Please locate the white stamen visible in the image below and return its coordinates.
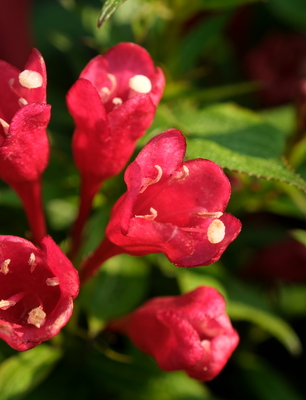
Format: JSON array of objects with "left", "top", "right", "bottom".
[
  {"left": 27, "top": 307, "right": 46, "bottom": 328},
  {"left": 18, "top": 97, "right": 28, "bottom": 107},
  {"left": 129, "top": 75, "right": 152, "bottom": 94},
  {"left": 0, "top": 300, "right": 16, "bottom": 310},
  {"left": 0, "top": 259, "right": 10, "bottom": 275},
  {"left": 169, "top": 165, "right": 189, "bottom": 183},
  {"left": 28, "top": 253, "right": 37, "bottom": 272},
  {"left": 107, "top": 73, "right": 117, "bottom": 90},
  {"left": 140, "top": 165, "right": 163, "bottom": 193},
  {"left": 135, "top": 207, "right": 158, "bottom": 221},
  {"left": 19, "top": 70, "right": 43, "bottom": 89},
  {"left": 207, "top": 219, "right": 225, "bottom": 244},
  {"left": 192, "top": 211, "right": 223, "bottom": 219},
  {"left": 0, "top": 118, "right": 10, "bottom": 135},
  {"left": 201, "top": 339, "right": 211, "bottom": 351},
  {"left": 46, "top": 277, "right": 60, "bottom": 287},
  {"left": 112, "top": 97, "right": 122, "bottom": 106}
]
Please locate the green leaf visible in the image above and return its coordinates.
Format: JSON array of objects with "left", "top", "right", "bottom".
[
  {"left": 163, "top": 103, "right": 306, "bottom": 191},
  {"left": 228, "top": 301, "right": 302, "bottom": 355},
  {"left": 0, "top": 345, "right": 62, "bottom": 400},
  {"left": 88, "top": 349, "right": 215, "bottom": 400},
  {"left": 267, "top": 0, "right": 306, "bottom": 31},
  {"left": 98, "top": 0, "right": 127, "bottom": 27},
  {"left": 237, "top": 353, "right": 305, "bottom": 400},
  {"left": 199, "top": 0, "right": 260, "bottom": 8},
  {"left": 80, "top": 254, "right": 149, "bottom": 322}
]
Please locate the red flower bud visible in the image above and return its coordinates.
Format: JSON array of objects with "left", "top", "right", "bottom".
[
  {"left": 106, "top": 129, "right": 241, "bottom": 268},
  {"left": 0, "top": 48, "right": 50, "bottom": 243},
  {"left": 0, "top": 235, "right": 79, "bottom": 351},
  {"left": 119, "top": 286, "right": 239, "bottom": 381}
]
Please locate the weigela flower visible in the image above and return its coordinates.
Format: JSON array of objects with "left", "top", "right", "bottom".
[
  {"left": 67, "top": 42, "right": 165, "bottom": 183},
  {"left": 0, "top": 48, "right": 50, "bottom": 183},
  {"left": 106, "top": 129, "right": 241, "bottom": 268},
  {"left": 116, "top": 286, "right": 239, "bottom": 381},
  {"left": 0, "top": 48, "right": 50, "bottom": 243},
  {"left": 0, "top": 235, "right": 79, "bottom": 351}
]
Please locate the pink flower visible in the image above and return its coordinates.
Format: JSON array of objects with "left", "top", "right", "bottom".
[
  {"left": 0, "top": 235, "right": 79, "bottom": 351},
  {"left": 106, "top": 129, "right": 241, "bottom": 268},
  {"left": 0, "top": 48, "right": 50, "bottom": 243},
  {"left": 66, "top": 42, "right": 165, "bottom": 257},
  {"left": 111, "top": 286, "right": 239, "bottom": 381}
]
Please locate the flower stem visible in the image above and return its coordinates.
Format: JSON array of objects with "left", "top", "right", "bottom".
[
  {"left": 69, "top": 176, "right": 102, "bottom": 260},
  {"left": 12, "top": 179, "right": 46, "bottom": 244},
  {"left": 79, "top": 237, "right": 122, "bottom": 284}
]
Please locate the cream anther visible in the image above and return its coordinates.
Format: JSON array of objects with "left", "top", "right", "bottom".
[
  {"left": 107, "top": 73, "right": 117, "bottom": 89},
  {"left": 46, "top": 277, "right": 60, "bottom": 287},
  {"left": 0, "top": 259, "right": 10, "bottom": 275},
  {"left": 18, "top": 97, "right": 28, "bottom": 107},
  {"left": 169, "top": 165, "right": 189, "bottom": 183},
  {"left": 27, "top": 307, "right": 46, "bottom": 328},
  {"left": 0, "top": 118, "right": 10, "bottom": 135},
  {"left": 140, "top": 165, "right": 163, "bottom": 193},
  {"left": 129, "top": 75, "right": 152, "bottom": 94},
  {"left": 135, "top": 207, "right": 158, "bottom": 221},
  {"left": 193, "top": 211, "right": 223, "bottom": 219},
  {"left": 201, "top": 339, "right": 211, "bottom": 350},
  {"left": 112, "top": 97, "right": 123, "bottom": 106},
  {"left": 28, "top": 253, "right": 37, "bottom": 272},
  {"left": 0, "top": 300, "right": 16, "bottom": 310},
  {"left": 207, "top": 219, "right": 225, "bottom": 244},
  {"left": 19, "top": 70, "right": 43, "bottom": 89}
]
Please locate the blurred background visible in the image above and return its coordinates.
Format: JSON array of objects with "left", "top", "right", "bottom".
[{"left": 1, "top": 0, "right": 306, "bottom": 399}]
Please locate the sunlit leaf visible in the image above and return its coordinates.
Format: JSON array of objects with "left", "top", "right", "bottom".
[
  {"left": 0, "top": 345, "right": 62, "bottom": 400},
  {"left": 98, "top": 0, "right": 127, "bottom": 27}
]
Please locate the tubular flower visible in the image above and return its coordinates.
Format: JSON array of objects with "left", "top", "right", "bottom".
[
  {"left": 0, "top": 48, "right": 50, "bottom": 243},
  {"left": 67, "top": 42, "right": 165, "bottom": 183},
  {"left": 105, "top": 129, "right": 241, "bottom": 268},
  {"left": 66, "top": 42, "right": 165, "bottom": 257},
  {"left": 113, "top": 286, "right": 239, "bottom": 381},
  {"left": 0, "top": 235, "right": 79, "bottom": 351}
]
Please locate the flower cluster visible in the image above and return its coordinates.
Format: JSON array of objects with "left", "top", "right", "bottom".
[{"left": 0, "top": 43, "right": 241, "bottom": 382}]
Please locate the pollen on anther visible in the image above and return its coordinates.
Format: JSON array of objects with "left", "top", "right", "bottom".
[
  {"left": 46, "top": 277, "right": 60, "bottom": 287},
  {"left": 27, "top": 307, "right": 46, "bottom": 328},
  {"left": 135, "top": 207, "right": 158, "bottom": 220},
  {"left": 0, "top": 259, "right": 10, "bottom": 275},
  {"left": 0, "top": 300, "right": 16, "bottom": 310},
  {"left": 28, "top": 253, "right": 37, "bottom": 272},
  {"left": 129, "top": 75, "right": 152, "bottom": 94},
  {"left": 140, "top": 165, "right": 163, "bottom": 193},
  {"left": 19, "top": 70, "right": 43, "bottom": 89},
  {"left": 112, "top": 97, "right": 122, "bottom": 106},
  {"left": 207, "top": 219, "right": 225, "bottom": 244},
  {"left": 18, "top": 97, "right": 28, "bottom": 107},
  {"left": 0, "top": 118, "right": 10, "bottom": 135}
]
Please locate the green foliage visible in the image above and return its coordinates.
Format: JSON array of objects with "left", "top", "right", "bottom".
[
  {"left": 0, "top": 345, "right": 61, "bottom": 400},
  {"left": 98, "top": 0, "right": 127, "bottom": 27}
]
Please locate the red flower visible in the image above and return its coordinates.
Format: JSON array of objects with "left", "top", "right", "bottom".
[
  {"left": 0, "top": 48, "right": 50, "bottom": 243},
  {"left": 106, "top": 129, "right": 241, "bottom": 267},
  {"left": 111, "top": 287, "right": 239, "bottom": 381},
  {"left": 67, "top": 42, "right": 164, "bottom": 183},
  {"left": 0, "top": 235, "right": 79, "bottom": 351},
  {"left": 66, "top": 42, "right": 165, "bottom": 257}
]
